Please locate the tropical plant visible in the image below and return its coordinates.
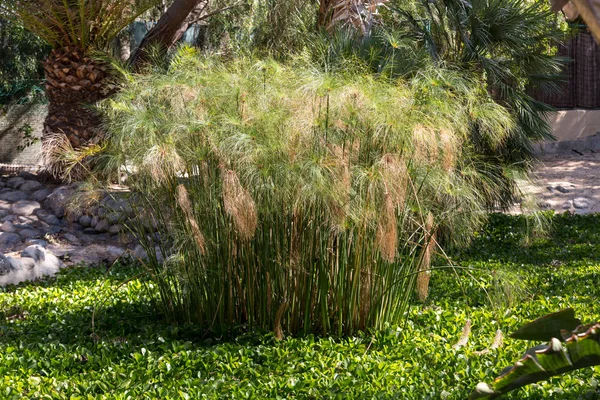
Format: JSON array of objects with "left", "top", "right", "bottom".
[
  {"left": 318, "top": 0, "right": 389, "bottom": 34},
  {"left": 390, "top": 0, "right": 566, "bottom": 205},
  {"left": 470, "top": 308, "right": 600, "bottom": 399},
  {"left": 0, "top": 0, "right": 160, "bottom": 148},
  {"left": 98, "top": 46, "right": 516, "bottom": 335}
]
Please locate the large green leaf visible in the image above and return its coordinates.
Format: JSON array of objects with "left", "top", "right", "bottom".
[
  {"left": 509, "top": 308, "right": 581, "bottom": 342},
  {"left": 470, "top": 315, "right": 600, "bottom": 400}
]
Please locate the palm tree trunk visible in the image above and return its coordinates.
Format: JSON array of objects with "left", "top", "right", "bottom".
[
  {"left": 129, "top": 0, "right": 208, "bottom": 69},
  {"left": 43, "top": 46, "right": 116, "bottom": 148}
]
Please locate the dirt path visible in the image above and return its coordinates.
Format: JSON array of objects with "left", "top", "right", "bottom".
[{"left": 524, "top": 153, "right": 600, "bottom": 214}]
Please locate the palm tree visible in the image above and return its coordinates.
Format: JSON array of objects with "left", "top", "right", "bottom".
[
  {"left": 318, "top": 0, "right": 389, "bottom": 35},
  {"left": 0, "top": 0, "right": 159, "bottom": 148}
]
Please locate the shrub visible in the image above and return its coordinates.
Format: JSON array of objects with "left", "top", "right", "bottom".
[{"left": 100, "top": 47, "right": 515, "bottom": 335}]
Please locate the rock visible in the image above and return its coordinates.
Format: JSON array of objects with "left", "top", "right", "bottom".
[
  {"left": 1, "top": 215, "right": 16, "bottom": 223},
  {"left": 31, "top": 188, "right": 51, "bottom": 202},
  {"left": 0, "top": 254, "right": 18, "bottom": 275},
  {"left": 562, "top": 200, "right": 573, "bottom": 209},
  {"left": 45, "top": 225, "right": 62, "bottom": 235},
  {"left": 0, "top": 210, "right": 7, "bottom": 219},
  {"left": 91, "top": 216, "right": 99, "bottom": 228},
  {"left": 109, "top": 224, "right": 123, "bottom": 235},
  {"left": 19, "top": 228, "right": 41, "bottom": 239},
  {"left": 95, "top": 219, "right": 110, "bottom": 233},
  {"left": 36, "top": 210, "right": 61, "bottom": 226},
  {"left": 26, "top": 239, "right": 48, "bottom": 247},
  {"left": 0, "top": 191, "right": 29, "bottom": 202},
  {"left": 0, "top": 181, "right": 5, "bottom": 188},
  {"left": 132, "top": 244, "right": 166, "bottom": 263},
  {"left": 63, "top": 233, "right": 82, "bottom": 245},
  {"left": 546, "top": 185, "right": 554, "bottom": 193},
  {"left": 1, "top": 221, "right": 16, "bottom": 233},
  {"left": 7, "top": 177, "right": 25, "bottom": 189},
  {"left": 79, "top": 215, "right": 92, "bottom": 227},
  {"left": 18, "top": 215, "right": 38, "bottom": 224},
  {"left": 539, "top": 201, "right": 553, "bottom": 209},
  {"left": 18, "top": 171, "right": 38, "bottom": 180},
  {"left": 97, "top": 207, "right": 107, "bottom": 218},
  {"left": 573, "top": 197, "right": 591, "bottom": 209},
  {"left": 19, "top": 180, "right": 42, "bottom": 191},
  {"left": 556, "top": 185, "right": 571, "bottom": 194},
  {"left": 107, "top": 246, "right": 126, "bottom": 259},
  {"left": 0, "top": 232, "right": 21, "bottom": 246},
  {"left": 102, "top": 197, "right": 133, "bottom": 215},
  {"left": 11, "top": 200, "right": 41, "bottom": 216},
  {"left": 21, "top": 245, "right": 46, "bottom": 262},
  {"left": 0, "top": 200, "right": 10, "bottom": 210},
  {"left": 83, "top": 227, "right": 102, "bottom": 235},
  {"left": 44, "top": 186, "right": 73, "bottom": 218}
]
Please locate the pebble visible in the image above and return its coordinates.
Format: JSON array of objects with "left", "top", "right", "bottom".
[
  {"left": 573, "top": 197, "right": 591, "bottom": 209},
  {"left": 36, "top": 211, "right": 60, "bottom": 226},
  {"left": 19, "top": 229, "right": 41, "bottom": 239},
  {"left": 95, "top": 219, "right": 110, "bottom": 233},
  {"left": 0, "top": 191, "right": 29, "bottom": 202},
  {"left": 31, "top": 188, "right": 51, "bottom": 202},
  {"left": 0, "top": 232, "right": 21, "bottom": 246},
  {"left": 63, "top": 233, "right": 82, "bottom": 245},
  {"left": 7, "top": 177, "right": 25, "bottom": 189},
  {"left": 556, "top": 185, "right": 572, "bottom": 194},
  {"left": 562, "top": 200, "right": 572, "bottom": 209},
  {"left": 26, "top": 239, "right": 48, "bottom": 247},
  {"left": 0, "top": 221, "right": 16, "bottom": 233},
  {"left": 79, "top": 215, "right": 92, "bottom": 227},
  {"left": 19, "top": 180, "right": 42, "bottom": 191},
  {"left": 11, "top": 200, "right": 41, "bottom": 217},
  {"left": 109, "top": 224, "right": 123, "bottom": 235}
]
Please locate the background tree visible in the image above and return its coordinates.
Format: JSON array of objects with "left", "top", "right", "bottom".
[{"left": 0, "top": 0, "right": 160, "bottom": 149}]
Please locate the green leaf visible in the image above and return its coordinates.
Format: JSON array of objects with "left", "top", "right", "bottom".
[{"left": 509, "top": 308, "right": 581, "bottom": 342}]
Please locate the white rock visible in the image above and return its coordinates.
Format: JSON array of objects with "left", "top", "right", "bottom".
[{"left": 573, "top": 197, "right": 591, "bottom": 209}]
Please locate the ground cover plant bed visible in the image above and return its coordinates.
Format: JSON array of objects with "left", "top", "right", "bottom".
[{"left": 0, "top": 213, "right": 599, "bottom": 399}]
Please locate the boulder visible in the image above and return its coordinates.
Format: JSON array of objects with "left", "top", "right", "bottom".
[{"left": 44, "top": 186, "right": 74, "bottom": 218}]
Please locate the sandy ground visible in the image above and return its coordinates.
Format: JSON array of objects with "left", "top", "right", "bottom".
[{"left": 522, "top": 153, "right": 600, "bottom": 214}]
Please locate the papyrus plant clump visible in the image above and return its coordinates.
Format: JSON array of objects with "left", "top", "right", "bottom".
[{"left": 101, "top": 47, "right": 516, "bottom": 335}]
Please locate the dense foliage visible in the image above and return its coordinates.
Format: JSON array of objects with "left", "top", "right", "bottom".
[
  {"left": 1, "top": 213, "right": 599, "bottom": 398},
  {"left": 0, "top": 19, "right": 49, "bottom": 104},
  {"left": 390, "top": 0, "right": 566, "bottom": 199}
]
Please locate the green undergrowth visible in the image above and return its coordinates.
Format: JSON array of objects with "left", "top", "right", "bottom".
[{"left": 1, "top": 213, "right": 599, "bottom": 399}]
